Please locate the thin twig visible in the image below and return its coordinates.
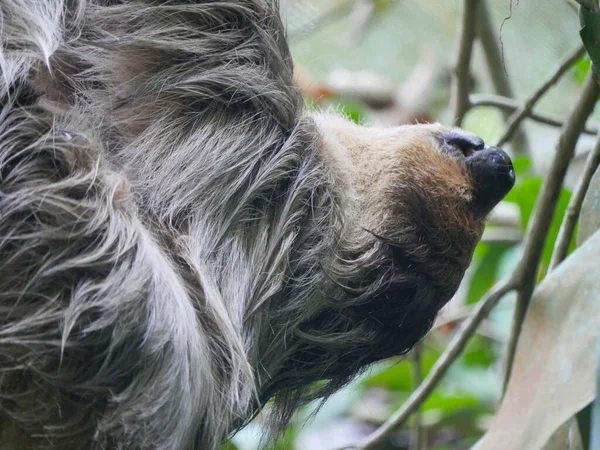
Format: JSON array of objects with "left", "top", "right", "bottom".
[
  {"left": 497, "top": 45, "right": 586, "bottom": 146},
  {"left": 503, "top": 73, "right": 600, "bottom": 391},
  {"left": 469, "top": 94, "right": 599, "bottom": 136},
  {"left": 476, "top": 0, "right": 530, "bottom": 155},
  {"left": 573, "top": 0, "right": 600, "bottom": 11},
  {"left": 339, "top": 280, "right": 517, "bottom": 450},
  {"left": 409, "top": 347, "right": 424, "bottom": 450},
  {"left": 549, "top": 135, "right": 600, "bottom": 270},
  {"left": 432, "top": 308, "right": 505, "bottom": 342},
  {"left": 450, "top": 0, "right": 478, "bottom": 125}
]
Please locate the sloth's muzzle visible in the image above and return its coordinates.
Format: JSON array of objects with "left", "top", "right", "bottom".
[{"left": 441, "top": 130, "right": 515, "bottom": 219}]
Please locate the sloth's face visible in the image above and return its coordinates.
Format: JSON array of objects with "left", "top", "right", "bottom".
[
  {"left": 304, "top": 113, "right": 514, "bottom": 366},
  {"left": 316, "top": 114, "right": 515, "bottom": 234}
]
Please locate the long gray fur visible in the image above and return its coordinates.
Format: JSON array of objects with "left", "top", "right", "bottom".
[{"left": 0, "top": 1, "right": 472, "bottom": 449}]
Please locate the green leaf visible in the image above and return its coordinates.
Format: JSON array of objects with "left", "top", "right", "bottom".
[
  {"left": 274, "top": 427, "right": 297, "bottom": 450},
  {"left": 362, "top": 359, "right": 413, "bottom": 392},
  {"left": 579, "top": 5, "right": 600, "bottom": 84},
  {"left": 461, "top": 335, "right": 496, "bottom": 368},
  {"left": 511, "top": 155, "right": 533, "bottom": 175},
  {"left": 503, "top": 176, "right": 573, "bottom": 276},
  {"left": 421, "top": 390, "right": 482, "bottom": 417},
  {"left": 363, "top": 348, "right": 440, "bottom": 392},
  {"left": 466, "top": 243, "right": 511, "bottom": 305},
  {"left": 503, "top": 177, "right": 542, "bottom": 230},
  {"left": 572, "top": 54, "right": 592, "bottom": 85},
  {"left": 446, "top": 363, "right": 500, "bottom": 404}
]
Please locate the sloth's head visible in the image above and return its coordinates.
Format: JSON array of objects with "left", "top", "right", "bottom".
[
  {"left": 261, "top": 113, "right": 514, "bottom": 418},
  {"left": 317, "top": 113, "right": 515, "bottom": 225}
]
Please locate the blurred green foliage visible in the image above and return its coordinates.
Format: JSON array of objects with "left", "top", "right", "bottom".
[
  {"left": 504, "top": 176, "right": 575, "bottom": 279},
  {"left": 572, "top": 54, "right": 592, "bottom": 85},
  {"left": 466, "top": 242, "right": 511, "bottom": 305}
]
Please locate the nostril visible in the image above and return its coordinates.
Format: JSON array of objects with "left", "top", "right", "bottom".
[
  {"left": 442, "top": 131, "right": 485, "bottom": 156},
  {"left": 442, "top": 130, "right": 485, "bottom": 157}
]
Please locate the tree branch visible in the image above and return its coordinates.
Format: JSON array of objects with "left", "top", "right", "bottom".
[
  {"left": 496, "top": 45, "right": 586, "bottom": 146},
  {"left": 409, "top": 347, "right": 425, "bottom": 450},
  {"left": 503, "top": 73, "right": 600, "bottom": 390},
  {"left": 469, "top": 93, "right": 599, "bottom": 136},
  {"left": 450, "top": 0, "right": 479, "bottom": 125},
  {"left": 476, "top": 0, "right": 530, "bottom": 155},
  {"left": 549, "top": 134, "right": 600, "bottom": 271},
  {"left": 340, "top": 280, "right": 517, "bottom": 450}
]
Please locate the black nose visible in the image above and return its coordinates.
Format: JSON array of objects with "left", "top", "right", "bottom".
[
  {"left": 466, "top": 146, "right": 515, "bottom": 219},
  {"left": 441, "top": 130, "right": 485, "bottom": 156}
]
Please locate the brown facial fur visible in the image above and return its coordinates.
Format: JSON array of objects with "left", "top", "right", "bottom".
[{"left": 315, "top": 113, "right": 483, "bottom": 271}]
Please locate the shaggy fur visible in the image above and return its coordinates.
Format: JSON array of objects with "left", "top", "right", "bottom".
[{"left": 0, "top": 1, "right": 508, "bottom": 449}]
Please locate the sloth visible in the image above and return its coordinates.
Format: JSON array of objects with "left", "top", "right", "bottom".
[{"left": 0, "top": 0, "right": 515, "bottom": 449}]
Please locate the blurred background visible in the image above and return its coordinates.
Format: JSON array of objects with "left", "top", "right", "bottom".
[{"left": 225, "top": 1, "right": 598, "bottom": 448}]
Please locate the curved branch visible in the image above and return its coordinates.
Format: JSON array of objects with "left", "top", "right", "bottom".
[
  {"left": 496, "top": 45, "right": 586, "bottom": 146},
  {"left": 477, "top": 0, "right": 530, "bottom": 155},
  {"left": 469, "top": 94, "right": 599, "bottom": 136},
  {"left": 450, "top": 0, "right": 479, "bottom": 125},
  {"left": 409, "top": 347, "right": 424, "bottom": 450}
]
